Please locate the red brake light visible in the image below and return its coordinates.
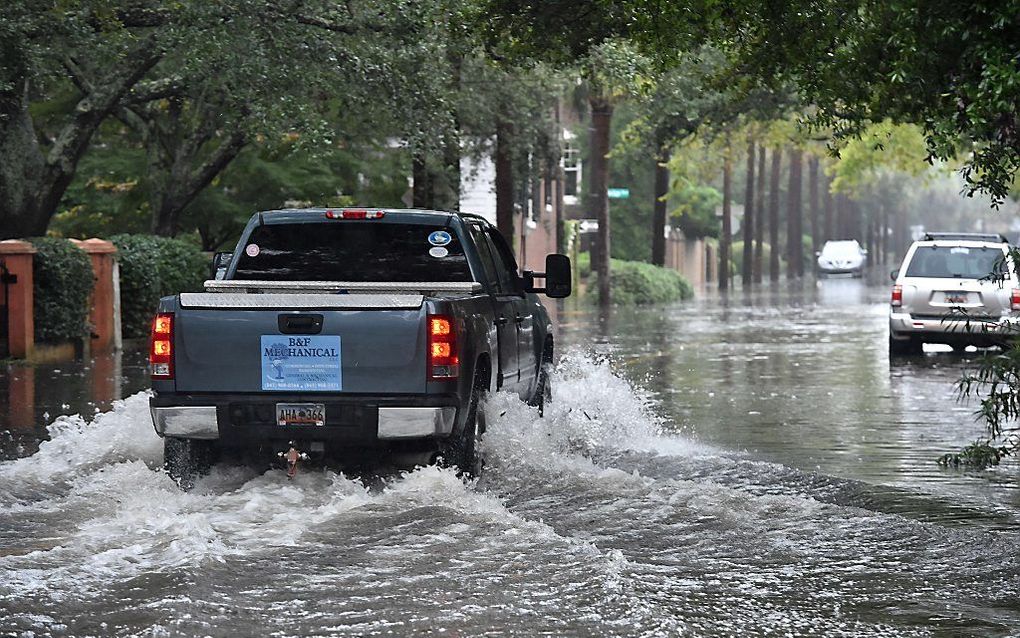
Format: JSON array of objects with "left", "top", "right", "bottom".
[
  {"left": 324, "top": 209, "right": 385, "bottom": 220},
  {"left": 1011, "top": 289, "right": 1020, "bottom": 311},
  {"left": 150, "top": 312, "right": 174, "bottom": 379},
  {"left": 891, "top": 285, "right": 902, "bottom": 308},
  {"left": 427, "top": 314, "right": 458, "bottom": 380}
]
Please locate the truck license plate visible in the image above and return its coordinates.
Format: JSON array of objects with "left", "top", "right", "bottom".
[{"left": 276, "top": 403, "right": 325, "bottom": 426}]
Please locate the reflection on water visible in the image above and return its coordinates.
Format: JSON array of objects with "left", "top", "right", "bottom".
[
  {"left": 559, "top": 276, "right": 1020, "bottom": 525},
  {"left": 0, "top": 348, "right": 150, "bottom": 460}
]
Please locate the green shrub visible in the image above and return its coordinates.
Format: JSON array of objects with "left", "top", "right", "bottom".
[
  {"left": 731, "top": 241, "right": 773, "bottom": 277},
  {"left": 594, "top": 259, "right": 693, "bottom": 305},
  {"left": 577, "top": 251, "right": 591, "bottom": 279},
  {"left": 111, "top": 234, "right": 208, "bottom": 338},
  {"left": 29, "top": 237, "right": 94, "bottom": 344}
]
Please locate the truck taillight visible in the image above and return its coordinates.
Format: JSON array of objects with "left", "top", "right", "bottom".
[
  {"left": 427, "top": 314, "right": 458, "bottom": 380},
  {"left": 324, "top": 209, "right": 385, "bottom": 220},
  {"left": 891, "top": 285, "right": 902, "bottom": 307},
  {"left": 1012, "top": 289, "right": 1020, "bottom": 311},
  {"left": 150, "top": 312, "right": 174, "bottom": 379}
]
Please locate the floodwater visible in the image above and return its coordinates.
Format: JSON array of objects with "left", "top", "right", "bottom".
[{"left": 1, "top": 276, "right": 1019, "bottom": 637}]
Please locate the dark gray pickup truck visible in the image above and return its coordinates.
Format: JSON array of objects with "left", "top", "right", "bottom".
[{"left": 149, "top": 208, "right": 570, "bottom": 485}]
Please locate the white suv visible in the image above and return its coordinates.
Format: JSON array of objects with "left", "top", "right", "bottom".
[{"left": 889, "top": 233, "right": 1019, "bottom": 355}]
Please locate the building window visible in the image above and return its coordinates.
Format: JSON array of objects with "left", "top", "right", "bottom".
[{"left": 562, "top": 137, "right": 581, "bottom": 199}]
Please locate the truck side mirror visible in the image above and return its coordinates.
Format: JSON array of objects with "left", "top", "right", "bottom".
[
  {"left": 212, "top": 252, "right": 233, "bottom": 280},
  {"left": 890, "top": 269, "right": 899, "bottom": 281},
  {"left": 523, "top": 254, "right": 572, "bottom": 298}
]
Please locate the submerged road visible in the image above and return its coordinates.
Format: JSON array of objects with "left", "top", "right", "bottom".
[{"left": 1, "top": 276, "right": 1018, "bottom": 636}]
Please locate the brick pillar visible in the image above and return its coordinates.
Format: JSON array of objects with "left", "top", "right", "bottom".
[
  {"left": 0, "top": 240, "right": 37, "bottom": 359},
  {"left": 70, "top": 238, "right": 119, "bottom": 353}
]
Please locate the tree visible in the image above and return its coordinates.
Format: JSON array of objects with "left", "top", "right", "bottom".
[
  {"left": 482, "top": 0, "right": 1020, "bottom": 202},
  {"left": 768, "top": 147, "right": 782, "bottom": 282},
  {"left": 719, "top": 135, "right": 732, "bottom": 290},
  {"left": 786, "top": 147, "right": 803, "bottom": 277},
  {"left": 741, "top": 138, "right": 755, "bottom": 287},
  {"left": 580, "top": 40, "right": 650, "bottom": 306},
  {"left": 0, "top": 0, "right": 440, "bottom": 239}
]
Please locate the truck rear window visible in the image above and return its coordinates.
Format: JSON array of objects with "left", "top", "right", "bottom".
[
  {"left": 904, "top": 246, "right": 1007, "bottom": 279},
  {"left": 232, "top": 222, "right": 473, "bottom": 281}
]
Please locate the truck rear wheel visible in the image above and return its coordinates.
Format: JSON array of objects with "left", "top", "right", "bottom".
[
  {"left": 440, "top": 374, "right": 486, "bottom": 477},
  {"left": 164, "top": 437, "right": 217, "bottom": 490}
]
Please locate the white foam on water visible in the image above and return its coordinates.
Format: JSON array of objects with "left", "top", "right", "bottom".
[
  {"left": 0, "top": 351, "right": 876, "bottom": 638},
  {"left": 0, "top": 392, "right": 162, "bottom": 503}
]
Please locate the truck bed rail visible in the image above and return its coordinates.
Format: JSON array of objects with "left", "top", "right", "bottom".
[
  {"left": 203, "top": 280, "right": 483, "bottom": 295},
  {"left": 180, "top": 292, "right": 425, "bottom": 309}
]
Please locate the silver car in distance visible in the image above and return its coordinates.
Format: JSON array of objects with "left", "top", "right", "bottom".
[
  {"left": 889, "top": 232, "right": 1019, "bottom": 355},
  {"left": 816, "top": 239, "right": 867, "bottom": 277}
]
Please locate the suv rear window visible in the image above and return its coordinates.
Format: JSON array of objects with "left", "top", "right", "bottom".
[
  {"left": 904, "top": 246, "right": 1007, "bottom": 279},
  {"left": 232, "top": 222, "right": 473, "bottom": 281}
]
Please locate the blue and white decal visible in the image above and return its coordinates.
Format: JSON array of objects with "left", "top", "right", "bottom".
[
  {"left": 261, "top": 335, "right": 342, "bottom": 391},
  {"left": 428, "top": 230, "right": 452, "bottom": 246}
]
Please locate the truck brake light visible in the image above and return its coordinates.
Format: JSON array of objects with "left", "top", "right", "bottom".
[
  {"left": 1012, "top": 289, "right": 1020, "bottom": 311},
  {"left": 324, "top": 209, "right": 385, "bottom": 220},
  {"left": 891, "top": 285, "right": 902, "bottom": 307},
  {"left": 427, "top": 314, "right": 458, "bottom": 380},
  {"left": 150, "top": 312, "right": 174, "bottom": 379}
]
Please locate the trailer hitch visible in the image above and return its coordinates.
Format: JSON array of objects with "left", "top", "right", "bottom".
[{"left": 278, "top": 441, "right": 309, "bottom": 478}]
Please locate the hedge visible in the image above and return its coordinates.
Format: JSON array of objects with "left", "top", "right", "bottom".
[
  {"left": 594, "top": 259, "right": 694, "bottom": 305},
  {"left": 110, "top": 234, "right": 208, "bottom": 338},
  {"left": 30, "top": 237, "right": 94, "bottom": 344}
]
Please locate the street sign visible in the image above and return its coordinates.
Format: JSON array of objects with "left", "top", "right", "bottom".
[{"left": 607, "top": 188, "right": 630, "bottom": 199}]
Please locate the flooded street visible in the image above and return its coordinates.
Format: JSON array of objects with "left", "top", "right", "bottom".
[{"left": 2, "top": 277, "right": 1019, "bottom": 637}]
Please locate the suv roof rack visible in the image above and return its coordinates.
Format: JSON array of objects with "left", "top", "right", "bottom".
[{"left": 921, "top": 232, "right": 1009, "bottom": 243}]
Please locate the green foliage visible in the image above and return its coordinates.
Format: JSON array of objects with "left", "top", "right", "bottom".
[
  {"left": 730, "top": 241, "right": 772, "bottom": 278},
  {"left": 955, "top": 326, "right": 1020, "bottom": 465},
  {"left": 594, "top": 259, "right": 694, "bottom": 306},
  {"left": 828, "top": 121, "right": 931, "bottom": 197},
  {"left": 937, "top": 440, "right": 1010, "bottom": 469},
  {"left": 577, "top": 251, "right": 591, "bottom": 279},
  {"left": 28, "top": 238, "right": 93, "bottom": 344},
  {"left": 110, "top": 234, "right": 207, "bottom": 339},
  {"left": 670, "top": 184, "right": 721, "bottom": 239}
]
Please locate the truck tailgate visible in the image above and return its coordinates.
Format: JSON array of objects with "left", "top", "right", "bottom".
[{"left": 173, "top": 293, "right": 427, "bottom": 394}]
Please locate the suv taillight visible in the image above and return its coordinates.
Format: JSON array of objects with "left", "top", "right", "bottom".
[
  {"left": 1012, "top": 289, "right": 1020, "bottom": 311},
  {"left": 150, "top": 312, "right": 174, "bottom": 379},
  {"left": 891, "top": 285, "right": 903, "bottom": 307},
  {"left": 427, "top": 314, "right": 459, "bottom": 380}
]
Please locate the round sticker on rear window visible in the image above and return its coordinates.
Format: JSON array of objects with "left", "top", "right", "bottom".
[
  {"left": 428, "top": 231, "right": 452, "bottom": 246},
  {"left": 429, "top": 246, "right": 449, "bottom": 258},
  {"left": 245, "top": 243, "right": 260, "bottom": 257}
]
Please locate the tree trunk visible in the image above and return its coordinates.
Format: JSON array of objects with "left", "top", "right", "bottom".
[
  {"left": 741, "top": 139, "right": 755, "bottom": 288},
  {"left": 768, "top": 146, "right": 783, "bottom": 282},
  {"left": 720, "top": 139, "right": 732, "bottom": 291},
  {"left": 151, "top": 129, "right": 247, "bottom": 236},
  {"left": 412, "top": 152, "right": 431, "bottom": 209},
  {"left": 880, "top": 202, "right": 889, "bottom": 264},
  {"left": 0, "top": 45, "right": 161, "bottom": 239},
  {"left": 0, "top": 80, "right": 47, "bottom": 238},
  {"left": 808, "top": 156, "right": 819, "bottom": 258},
  {"left": 589, "top": 98, "right": 613, "bottom": 307},
  {"left": 786, "top": 147, "right": 803, "bottom": 277},
  {"left": 439, "top": 51, "right": 462, "bottom": 213},
  {"left": 823, "top": 175, "right": 834, "bottom": 243},
  {"left": 753, "top": 145, "right": 766, "bottom": 284},
  {"left": 494, "top": 119, "right": 515, "bottom": 243},
  {"left": 651, "top": 145, "right": 669, "bottom": 267}
]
